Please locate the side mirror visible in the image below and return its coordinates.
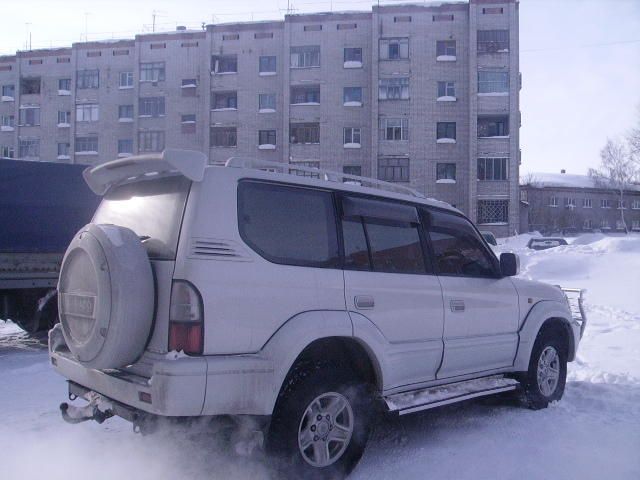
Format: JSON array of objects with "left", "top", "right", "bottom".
[{"left": 500, "top": 252, "right": 519, "bottom": 276}]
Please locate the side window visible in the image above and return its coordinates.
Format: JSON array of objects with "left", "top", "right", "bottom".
[
  {"left": 426, "top": 209, "right": 498, "bottom": 278},
  {"left": 238, "top": 181, "right": 339, "bottom": 268},
  {"left": 341, "top": 196, "right": 427, "bottom": 274}
]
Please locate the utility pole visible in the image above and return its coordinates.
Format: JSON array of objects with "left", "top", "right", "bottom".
[{"left": 25, "top": 23, "right": 31, "bottom": 50}]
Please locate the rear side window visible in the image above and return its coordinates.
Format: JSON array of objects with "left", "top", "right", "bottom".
[
  {"left": 342, "top": 196, "right": 427, "bottom": 274},
  {"left": 426, "top": 209, "right": 498, "bottom": 277},
  {"left": 238, "top": 181, "right": 339, "bottom": 268}
]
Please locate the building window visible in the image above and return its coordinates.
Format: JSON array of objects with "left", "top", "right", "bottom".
[
  {"left": 1, "top": 84, "right": 14, "bottom": 98},
  {"left": 290, "top": 123, "right": 320, "bottom": 144},
  {"left": 520, "top": 189, "right": 528, "bottom": 202},
  {"left": 550, "top": 197, "right": 559, "bottom": 207},
  {"left": 181, "top": 78, "right": 197, "bottom": 97},
  {"left": 1, "top": 114, "right": 15, "bottom": 128},
  {"left": 181, "top": 114, "right": 196, "bottom": 134},
  {"left": 436, "top": 122, "right": 456, "bottom": 142},
  {"left": 18, "top": 106, "right": 41, "bottom": 126},
  {"left": 290, "top": 161, "right": 321, "bottom": 178},
  {"left": 254, "top": 32, "right": 273, "bottom": 39},
  {"left": 433, "top": 14, "right": 454, "bottom": 22},
  {"left": 583, "top": 219, "right": 592, "bottom": 230},
  {"left": 139, "top": 62, "right": 165, "bottom": 82},
  {"left": 601, "top": 199, "right": 611, "bottom": 208},
  {"left": 76, "top": 104, "right": 99, "bottom": 122},
  {"left": 303, "top": 24, "right": 322, "bottom": 32},
  {"left": 118, "top": 139, "right": 133, "bottom": 155},
  {"left": 477, "top": 199, "right": 509, "bottom": 224},
  {"left": 222, "top": 34, "right": 239, "bottom": 41},
  {"left": 437, "top": 81, "right": 455, "bottom": 98},
  {"left": 258, "top": 93, "right": 276, "bottom": 111},
  {"left": 379, "top": 38, "right": 409, "bottom": 60},
  {"left": 478, "top": 115, "right": 509, "bottom": 137},
  {"left": 212, "top": 91, "right": 238, "bottom": 110},
  {"left": 119, "top": 71, "right": 134, "bottom": 88},
  {"left": 76, "top": 70, "right": 99, "bottom": 89},
  {"left": 583, "top": 198, "right": 592, "bottom": 208},
  {"left": 138, "top": 131, "right": 165, "bottom": 152},
  {"left": 258, "top": 129, "right": 277, "bottom": 146},
  {"left": 617, "top": 200, "right": 626, "bottom": 209},
  {"left": 338, "top": 23, "right": 357, "bottom": 30},
  {"left": 565, "top": 198, "right": 576, "bottom": 208},
  {"left": 478, "top": 30, "right": 509, "bottom": 54},
  {"left": 1, "top": 145, "right": 15, "bottom": 158},
  {"left": 291, "top": 85, "right": 320, "bottom": 105},
  {"left": 290, "top": 46, "right": 320, "bottom": 68},
  {"left": 483, "top": 7, "right": 504, "bottom": 14},
  {"left": 20, "top": 77, "right": 41, "bottom": 95},
  {"left": 344, "top": 127, "right": 361, "bottom": 146},
  {"left": 436, "top": 163, "right": 456, "bottom": 182},
  {"left": 57, "top": 142, "right": 70, "bottom": 157},
  {"left": 75, "top": 135, "right": 98, "bottom": 153},
  {"left": 378, "top": 157, "right": 409, "bottom": 182},
  {"left": 343, "top": 166, "right": 362, "bottom": 177},
  {"left": 478, "top": 71, "right": 509, "bottom": 93},
  {"left": 58, "top": 78, "right": 71, "bottom": 92},
  {"left": 139, "top": 97, "right": 165, "bottom": 117},
  {"left": 380, "top": 118, "right": 409, "bottom": 141},
  {"left": 210, "top": 127, "right": 237, "bottom": 147},
  {"left": 632, "top": 200, "right": 640, "bottom": 210},
  {"left": 601, "top": 219, "right": 610, "bottom": 229},
  {"left": 57, "top": 111, "right": 71, "bottom": 125},
  {"left": 344, "top": 47, "right": 362, "bottom": 65},
  {"left": 113, "top": 49, "right": 130, "bottom": 56},
  {"left": 343, "top": 87, "right": 362, "bottom": 106},
  {"left": 259, "top": 56, "right": 277, "bottom": 74},
  {"left": 118, "top": 105, "right": 134, "bottom": 120},
  {"left": 18, "top": 138, "right": 40, "bottom": 158},
  {"left": 477, "top": 157, "right": 508, "bottom": 181},
  {"left": 378, "top": 77, "right": 409, "bottom": 100},
  {"left": 436, "top": 40, "right": 456, "bottom": 58},
  {"left": 632, "top": 220, "right": 640, "bottom": 230}
]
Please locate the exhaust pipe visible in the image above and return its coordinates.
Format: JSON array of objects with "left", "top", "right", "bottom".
[{"left": 60, "top": 402, "right": 113, "bottom": 425}]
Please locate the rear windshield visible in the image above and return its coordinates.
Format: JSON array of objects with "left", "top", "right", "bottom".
[{"left": 93, "top": 176, "right": 190, "bottom": 260}]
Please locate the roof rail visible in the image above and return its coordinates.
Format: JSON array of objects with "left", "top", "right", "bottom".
[
  {"left": 84, "top": 149, "right": 207, "bottom": 195},
  {"left": 224, "top": 157, "right": 426, "bottom": 199}
]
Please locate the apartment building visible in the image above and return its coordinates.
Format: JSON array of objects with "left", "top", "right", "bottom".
[
  {"left": 520, "top": 172, "right": 640, "bottom": 233},
  {"left": 0, "top": 0, "right": 520, "bottom": 235}
]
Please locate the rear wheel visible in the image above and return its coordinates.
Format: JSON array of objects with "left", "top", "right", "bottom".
[
  {"left": 521, "top": 329, "right": 567, "bottom": 409},
  {"left": 267, "top": 362, "right": 374, "bottom": 479}
]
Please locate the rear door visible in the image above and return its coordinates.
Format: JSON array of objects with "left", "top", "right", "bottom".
[
  {"left": 424, "top": 209, "right": 519, "bottom": 379},
  {"left": 341, "top": 195, "right": 445, "bottom": 389}
]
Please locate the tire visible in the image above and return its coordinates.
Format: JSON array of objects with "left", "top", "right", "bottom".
[
  {"left": 521, "top": 328, "right": 568, "bottom": 409},
  {"left": 57, "top": 223, "right": 154, "bottom": 369},
  {"left": 267, "top": 362, "right": 375, "bottom": 479}
]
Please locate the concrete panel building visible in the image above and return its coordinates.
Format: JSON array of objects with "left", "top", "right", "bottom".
[
  {"left": 520, "top": 172, "right": 640, "bottom": 233},
  {"left": 0, "top": 0, "right": 520, "bottom": 235}
]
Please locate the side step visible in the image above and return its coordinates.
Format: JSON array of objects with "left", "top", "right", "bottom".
[{"left": 384, "top": 375, "right": 519, "bottom": 416}]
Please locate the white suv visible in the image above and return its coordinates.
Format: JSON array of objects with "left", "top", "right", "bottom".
[{"left": 50, "top": 150, "right": 586, "bottom": 478}]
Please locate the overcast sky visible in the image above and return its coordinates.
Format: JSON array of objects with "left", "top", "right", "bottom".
[{"left": 2, "top": 0, "right": 639, "bottom": 175}]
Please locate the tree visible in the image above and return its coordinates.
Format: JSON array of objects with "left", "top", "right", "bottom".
[{"left": 589, "top": 138, "right": 638, "bottom": 233}]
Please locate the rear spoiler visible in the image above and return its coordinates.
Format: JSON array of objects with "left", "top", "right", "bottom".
[{"left": 83, "top": 149, "right": 207, "bottom": 195}]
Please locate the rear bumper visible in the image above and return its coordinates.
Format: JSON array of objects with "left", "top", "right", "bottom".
[{"left": 50, "top": 347, "right": 276, "bottom": 417}]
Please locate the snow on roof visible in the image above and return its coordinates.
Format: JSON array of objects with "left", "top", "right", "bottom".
[{"left": 521, "top": 172, "right": 640, "bottom": 192}]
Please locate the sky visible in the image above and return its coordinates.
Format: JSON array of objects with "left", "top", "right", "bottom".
[{"left": 1, "top": 0, "right": 639, "bottom": 176}]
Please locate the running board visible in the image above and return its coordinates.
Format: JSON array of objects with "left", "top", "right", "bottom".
[{"left": 384, "top": 375, "right": 519, "bottom": 416}]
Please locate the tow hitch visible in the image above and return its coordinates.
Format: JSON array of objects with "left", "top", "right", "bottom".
[{"left": 59, "top": 391, "right": 114, "bottom": 425}]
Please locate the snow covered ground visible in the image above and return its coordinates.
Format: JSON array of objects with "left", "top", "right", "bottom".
[{"left": 1, "top": 234, "right": 639, "bottom": 479}]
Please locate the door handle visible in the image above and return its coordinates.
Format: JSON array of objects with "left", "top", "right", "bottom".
[
  {"left": 450, "top": 299, "right": 465, "bottom": 312},
  {"left": 355, "top": 295, "right": 375, "bottom": 309}
]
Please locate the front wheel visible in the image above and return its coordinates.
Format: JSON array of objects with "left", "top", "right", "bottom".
[
  {"left": 267, "top": 363, "right": 374, "bottom": 479},
  {"left": 521, "top": 330, "right": 568, "bottom": 409}
]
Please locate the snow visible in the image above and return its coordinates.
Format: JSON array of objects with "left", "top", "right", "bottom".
[
  {"left": 478, "top": 91, "right": 509, "bottom": 96},
  {"left": 1, "top": 125, "right": 14, "bottom": 132},
  {"left": 343, "top": 143, "right": 361, "bottom": 149},
  {"left": 1, "top": 95, "right": 14, "bottom": 102},
  {"left": 211, "top": 107, "right": 238, "bottom": 112},
  {"left": 343, "top": 101, "right": 362, "bottom": 107},
  {"left": 258, "top": 108, "right": 275, "bottom": 114},
  {"left": 58, "top": 89, "right": 71, "bottom": 96},
  {"left": 258, "top": 71, "right": 276, "bottom": 76},
  {"left": 57, "top": 122, "right": 70, "bottom": 128},
  {"left": 436, "top": 55, "right": 456, "bottom": 62},
  {"left": 290, "top": 102, "right": 320, "bottom": 106},
  {"left": 523, "top": 172, "right": 640, "bottom": 192},
  {"left": 118, "top": 118, "right": 133, "bottom": 123},
  {"left": 436, "top": 95, "right": 456, "bottom": 102},
  {"left": 1, "top": 234, "right": 640, "bottom": 479},
  {"left": 343, "top": 61, "right": 363, "bottom": 69},
  {"left": 258, "top": 144, "right": 276, "bottom": 150},
  {"left": 436, "top": 178, "right": 456, "bottom": 184},
  {"left": 436, "top": 138, "right": 456, "bottom": 144}
]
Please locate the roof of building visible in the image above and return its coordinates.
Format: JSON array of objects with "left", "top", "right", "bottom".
[{"left": 522, "top": 172, "right": 640, "bottom": 192}]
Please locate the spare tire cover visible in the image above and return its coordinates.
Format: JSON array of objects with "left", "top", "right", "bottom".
[{"left": 58, "top": 223, "right": 154, "bottom": 369}]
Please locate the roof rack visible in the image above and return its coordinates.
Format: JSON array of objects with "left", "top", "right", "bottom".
[{"left": 223, "top": 157, "right": 426, "bottom": 199}]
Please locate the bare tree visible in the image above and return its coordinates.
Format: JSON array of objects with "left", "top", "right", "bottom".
[{"left": 589, "top": 138, "right": 638, "bottom": 233}]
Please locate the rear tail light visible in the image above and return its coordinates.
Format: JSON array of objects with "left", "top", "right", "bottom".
[{"left": 168, "top": 280, "right": 204, "bottom": 355}]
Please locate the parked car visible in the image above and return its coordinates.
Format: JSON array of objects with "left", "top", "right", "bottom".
[
  {"left": 0, "top": 159, "right": 100, "bottom": 332},
  {"left": 50, "top": 151, "right": 586, "bottom": 479},
  {"left": 480, "top": 230, "right": 498, "bottom": 246},
  {"left": 527, "top": 237, "right": 569, "bottom": 251}
]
